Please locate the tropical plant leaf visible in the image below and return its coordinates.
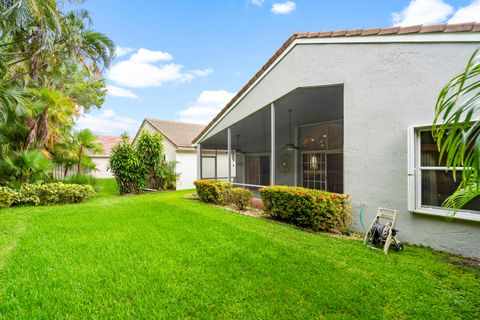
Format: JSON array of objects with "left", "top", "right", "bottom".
[{"left": 433, "top": 48, "right": 480, "bottom": 213}]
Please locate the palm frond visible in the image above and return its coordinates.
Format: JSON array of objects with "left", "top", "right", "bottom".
[{"left": 433, "top": 48, "right": 480, "bottom": 191}]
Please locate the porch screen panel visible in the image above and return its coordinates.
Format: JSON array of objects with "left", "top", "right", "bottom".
[
  {"left": 299, "top": 121, "right": 344, "bottom": 193},
  {"left": 201, "top": 157, "right": 216, "bottom": 179}
]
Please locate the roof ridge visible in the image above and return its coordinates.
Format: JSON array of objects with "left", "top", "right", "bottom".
[{"left": 192, "top": 22, "right": 480, "bottom": 143}]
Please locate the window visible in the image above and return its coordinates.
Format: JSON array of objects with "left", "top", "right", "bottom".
[
  {"left": 408, "top": 126, "right": 480, "bottom": 220},
  {"left": 299, "top": 122, "right": 343, "bottom": 193}
]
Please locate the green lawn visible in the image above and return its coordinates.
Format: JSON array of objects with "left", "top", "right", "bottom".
[{"left": 0, "top": 180, "right": 479, "bottom": 319}]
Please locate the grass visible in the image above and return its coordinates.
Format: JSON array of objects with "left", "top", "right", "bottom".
[{"left": 0, "top": 179, "right": 479, "bottom": 319}]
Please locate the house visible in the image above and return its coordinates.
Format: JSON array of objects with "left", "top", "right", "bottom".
[
  {"left": 193, "top": 23, "right": 480, "bottom": 258},
  {"left": 88, "top": 136, "right": 122, "bottom": 178},
  {"left": 134, "top": 118, "right": 233, "bottom": 190}
]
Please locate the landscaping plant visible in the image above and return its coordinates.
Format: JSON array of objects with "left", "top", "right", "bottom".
[
  {"left": 108, "top": 134, "right": 146, "bottom": 195},
  {"left": 0, "top": 186, "right": 15, "bottom": 208},
  {"left": 194, "top": 180, "right": 232, "bottom": 204},
  {"left": 0, "top": 183, "right": 94, "bottom": 208},
  {"left": 63, "top": 174, "right": 97, "bottom": 187},
  {"left": 260, "top": 185, "right": 352, "bottom": 233},
  {"left": 434, "top": 48, "right": 480, "bottom": 212},
  {"left": 135, "top": 130, "right": 176, "bottom": 190},
  {"left": 0, "top": 0, "right": 114, "bottom": 187},
  {"left": 223, "top": 187, "right": 253, "bottom": 211},
  {"left": 1, "top": 150, "right": 53, "bottom": 184}
]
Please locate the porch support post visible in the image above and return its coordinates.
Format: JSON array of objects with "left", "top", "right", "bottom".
[
  {"left": 227, "top": 127, "right": 232, "bottom": 183},
  {"left": 270, "top": 103, "right": 275, "bottom": 185},
  {"left": 197, "top": 143, "right": 202, "bottom": 180},
  {"left": 214, "top": 149, "right": 218, "bottom": 181}
]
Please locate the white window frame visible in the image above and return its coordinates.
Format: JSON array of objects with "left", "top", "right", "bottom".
[{"left": 408, "top": 125, "right": 480, "bottom": 222}]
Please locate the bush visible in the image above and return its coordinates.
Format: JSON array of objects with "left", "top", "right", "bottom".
[
  {"left": 108, "top": 133, "right": 145, "bottom": 195},
  {"left": 194, "top": 180, "right": 231, "bottom": 204},
  {"left": 260, "top": 186, "right": 352, "bottom": 233},
  {"left": 63, "top": 174, "right": 97, "bottom": 187},
  {"left": 223, "top": 187, "right": 253, "bottom": 211},
  {"left": 135, "top": 130, "right": 171, "bottom": 190},
  {"left": 11, "top": 183, "right": 95, "bottom": 206},
  {"left": 0, "top": 186, "right": 15, "bottom": 208}
]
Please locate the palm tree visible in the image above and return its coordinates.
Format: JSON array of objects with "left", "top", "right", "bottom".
[
  {"left": 433, "top": 48, "right": 480, "bottom": 212},
  {"left": 2, "top": 150, "right": 52, "bottom": 184},
  {"left": 1, "top": 1, "right": 114, "bottom": 153},
  {"left": 72, "top": 129, "right": 103, "bottom": 174}
]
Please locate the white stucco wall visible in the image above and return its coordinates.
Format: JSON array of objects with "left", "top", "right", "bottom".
[
  {"left": 176, "top": 151, "right": 197, "bottom": 190},
  {"left": 90, "top": 156, "right": 112, "bottom": 178},
  {"left": 199, "top": 39, "right": 480, "bottom": 258}
]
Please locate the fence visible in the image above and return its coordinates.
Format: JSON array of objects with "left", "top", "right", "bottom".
[{"left": 52, "top": 166, "right": 93, "bottom": 180}]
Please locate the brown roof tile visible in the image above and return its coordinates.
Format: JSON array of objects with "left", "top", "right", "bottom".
[
  {"left": 445, "top": 22, "right": 475, "bottom": 32},
  {"left": 398, "top": 25, "right": 422, "bottom": 34},
  {"left": 346, "top": 29, "right": 363, "bottom": 37},
  {"left": 145, "top": 119, "right": 205, "bottom": 149},
  {"left": 361, "top": 28, "right": 381, "bottom": 36},
  {"left": 193, "top": 22, "right": 480, "bottom": 143},
  {"left": 378, "top": 27, "right": 400, "bottom": 35},
  {"left": 92, "top": 136, "right": 123, "bottom": 155},
  {"left": 419, "top": 24, "right": 446, "bottom": 33}
]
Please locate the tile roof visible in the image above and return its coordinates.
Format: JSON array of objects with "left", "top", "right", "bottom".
[
  {"left": 192, "top": 22, "right": 480, "bottom": 143},
  {"left": 145, "top": 118, "right": 205, "bottom": 149},
  {"left": 92, "top": 136, "right": 123, "bottom": 155}
]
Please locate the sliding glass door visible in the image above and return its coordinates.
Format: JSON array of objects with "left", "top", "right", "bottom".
[{"left": 247, "top": 155, "right": 270, "bottom": 186}]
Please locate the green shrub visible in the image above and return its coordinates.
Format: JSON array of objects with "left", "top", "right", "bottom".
[
  {"left": 0, "top": 186, "right": 16, "bottom": 208},
  {"left": 194, "top": 180, "right": 231, "bottom": 204},
  {"left": 64, "top": 174, "right": 97, "bottom": 187},
  {"left": 108, "top": 133, "right": 145, "bottom": 195},
  {"left": 12, "top": 183, "right": 95, "bottom": 206},
  {"left": 223, "top": 187, "right": 253, "bottom": 211},
  {"left": 260, "top": 186, "right": 352, "bottom": 233}
]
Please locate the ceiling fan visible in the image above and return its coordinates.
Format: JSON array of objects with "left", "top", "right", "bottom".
[
  {"left": 235, "top": 134, "right": 243, "bottom": 153},
  {"left": 285, "top": 109, "right": 300, "bottom": 151}
]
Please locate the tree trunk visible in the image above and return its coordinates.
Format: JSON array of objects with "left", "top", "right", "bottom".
[
  {"left": 23, "top": 118, "right": 38, "bottom": 151},
  {"left": 77, "top": 146, "right": 83, "bottom": 174}
]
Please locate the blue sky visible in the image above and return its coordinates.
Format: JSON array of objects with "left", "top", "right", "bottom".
[{"left": 71, "top": 0, "right": 478, "bottom": 135}]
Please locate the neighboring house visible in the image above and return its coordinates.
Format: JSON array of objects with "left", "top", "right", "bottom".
[
  {"left": 193, "top": 23, "right": 480, "bottom": 258},
  {"left": 88, "top": 136, "right": 122, "bottom": 178},
  {"left": 134, "top": 118, "right": 233, "bottom": 190}
]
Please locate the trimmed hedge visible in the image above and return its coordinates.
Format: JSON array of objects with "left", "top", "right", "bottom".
[
  {"left": 194, "top": 180, "right": 231, "bottom": 204},
  {"left": 0, "top": 183, "right": 95, "bottom": 208},
  {"left": 223, "top": 187, "right": 253, "bottom": 211},
  {"left": 0, "top": 186, "right": 15, "bottom": 208},
  {"left": 260, "top": 186, "right": 351, "bottom": 233}
]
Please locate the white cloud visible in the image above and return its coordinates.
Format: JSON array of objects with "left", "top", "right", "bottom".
[
  {"left": 76, "top": 109, "right": 140, "bottom": 135},
  {"left": 392, "top": 0, "right": 453, "bottom": 26},
  {"left": 251, "top": 0, "right": 265, "bottom": 6},
  {"left": 271, "top": 1, "right": 296, "bottom": 14},
  {"left": 115, "top": 46, "right": 134, "bottom": 57},
  {"left": 109, "top": 61, "right": 194, "bottom": 88},
  {"left": 130, "top": 48, "right": 173, "bottom": 63},
  {"left": 178, "top": 90, "right": 236, "bottom": 124},
  {"left": 106, "top": 85, "right": 138, "bottom": 99},
  {"left": 449, "top": 0, "right": 480, "bottom": 23},
  {"left": 107, "top": 48, "right": 212, "bottom": 88},
  {"left": 190, "top": 68, "right": 214, "bottom": 77}
]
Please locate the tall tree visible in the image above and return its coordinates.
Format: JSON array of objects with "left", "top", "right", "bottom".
[{"left": 0, "top": 0, "right": 113, "bottom": 155}]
